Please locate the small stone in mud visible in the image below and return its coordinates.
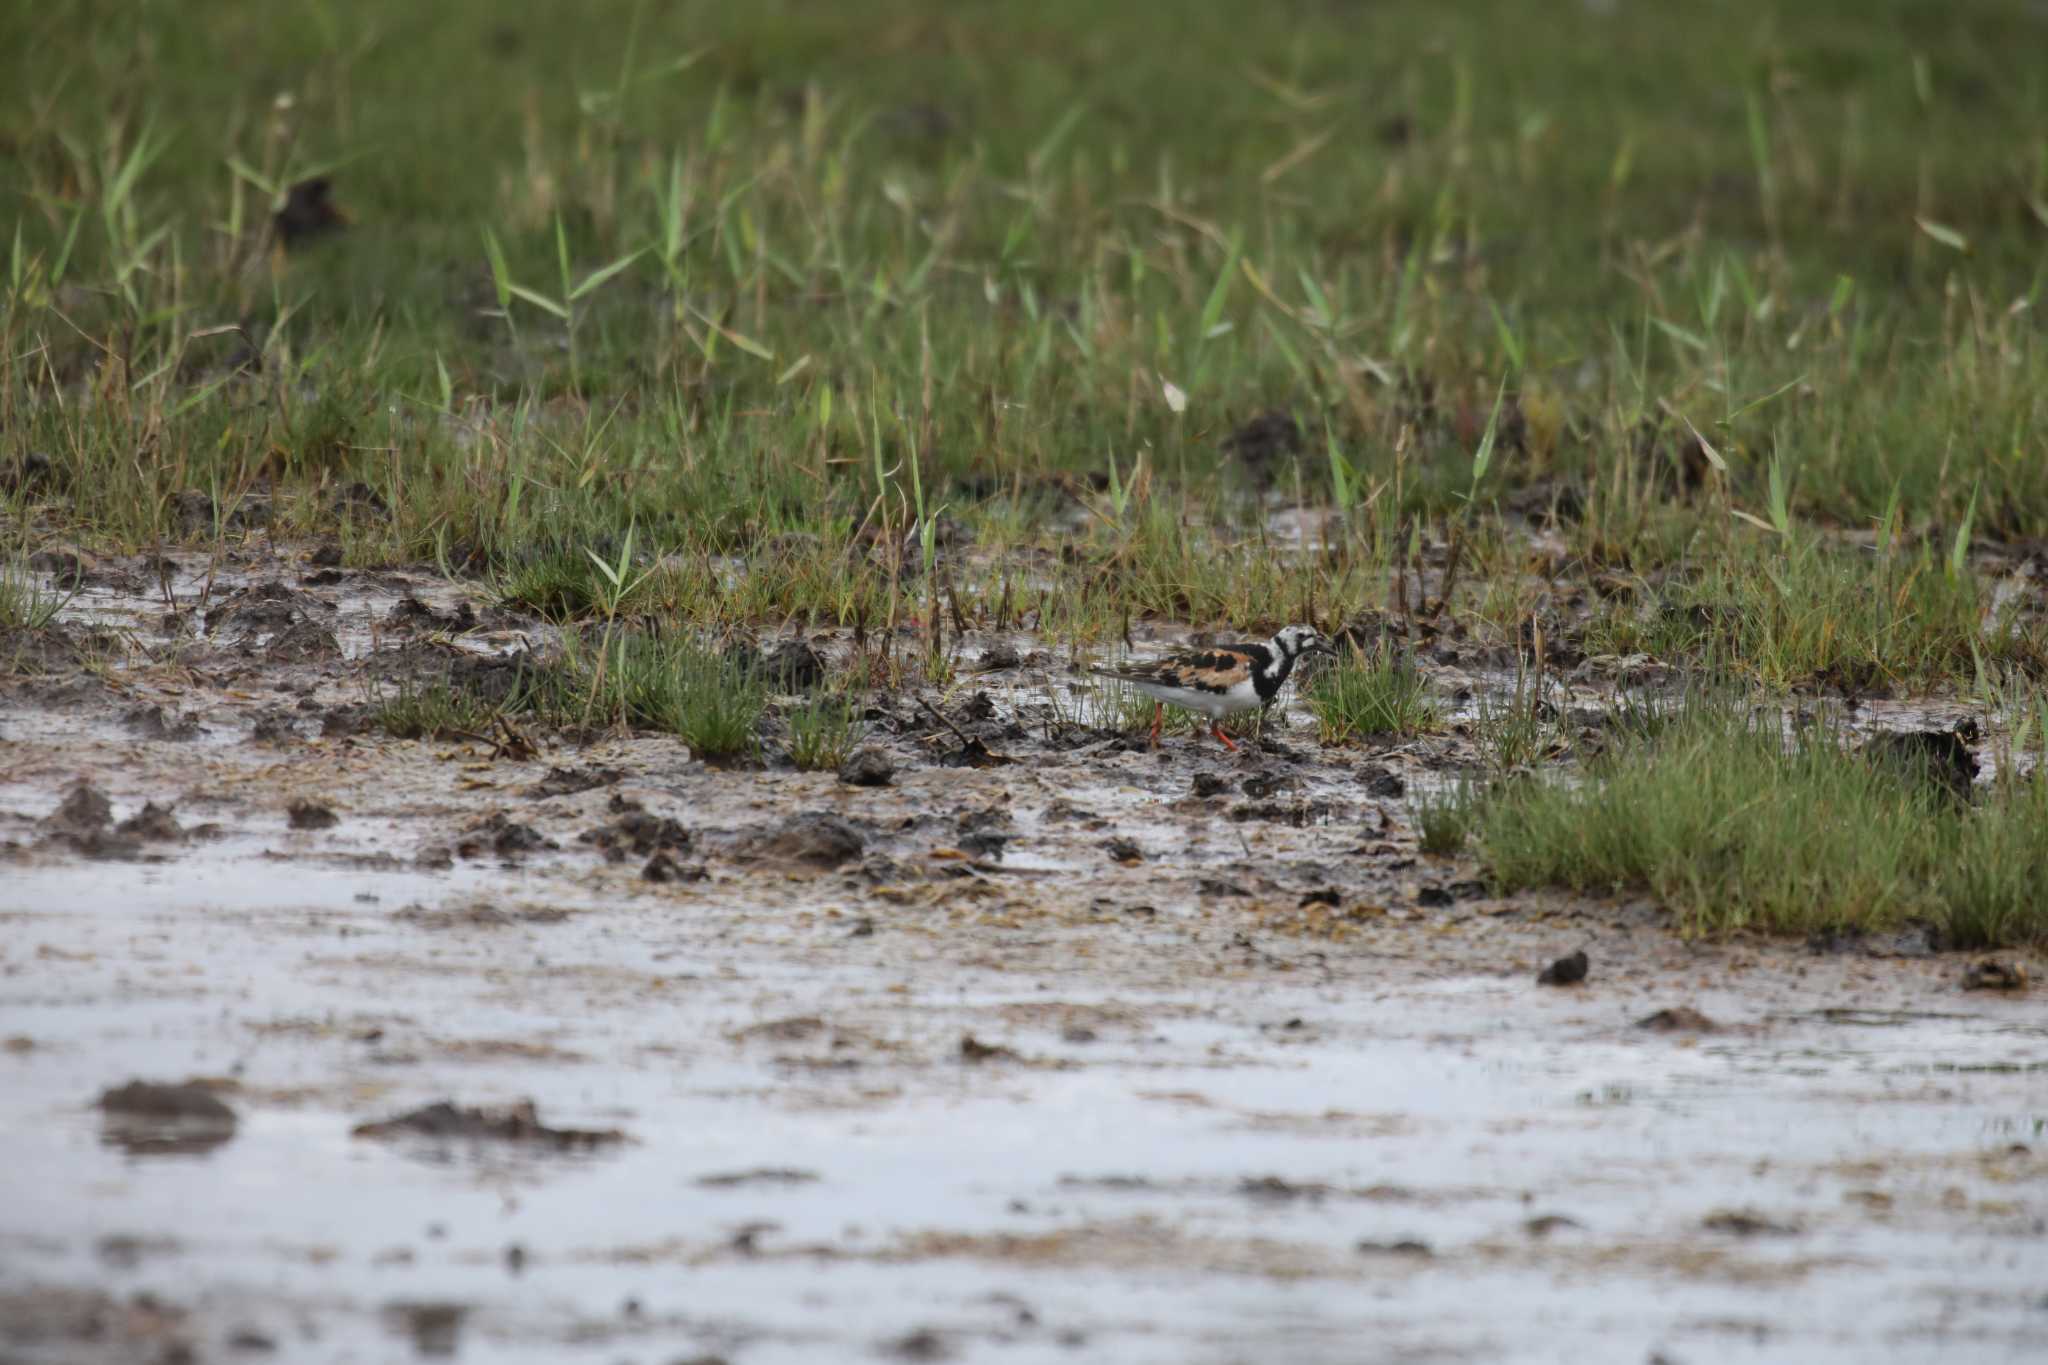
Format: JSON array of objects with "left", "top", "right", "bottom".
[
  {"left": 1415, "top": 885, "right": 1454, "bottom": 908},
  {"left": 848, "top": 916, "right": 876, "bottom": 937},
  {"left": 352, "top": 1099, "right": 625, "bottom": 1148},
  {"left": 745, "top": 812, "right": 865, "bottom": 867},
  {"left": 1239, "top": 1175, "right": 1331, "bottom": 1202},
  {"left": 1962, "top": 960, "right": 2029, "bottom": 992},
  {"left": 226, "top": 1327, "right": 279, "bottom": 1352},
  {"left": 526, "top": 765, "right": 621, "bottom": 798},
  {"left": 1197, "top": 876, "right": 1250, "bottom": 897},
  {"left": 457, "top": 812, "right": 556, "bottom": 859},
  {"left": 1701, "top": 1208, "right": 1798, "bottom": 1237},
  {"left": 641, "top": 852, "right": 706, "bottom": 884},
  {"left": 287, "top": 799, "right": 339, "bottom": 831},
  {"left": 380, "top": 1301, "right": 465, "bottom": 1359},
  {"left": 837, "top": 748, "right": 895, "bottom": 787},
  {"left": 1361, "top": 767, "right": 1406, "bottom": 798},
  {"left": 98, "top": 1080, "right": 238, "bottom": 1156},
  {"left": 582, "top": 805, "right": 692, "bottom": 861},
  {"left": 45, "top": 784, "right": 112, "bottom": 834},
  {"left": 1299, "top": 888, "right": 1341, "bottom": 908},
  {"left": 115, "top": 802, "right": 183, "bottom": 842},
  {"left": 1638, "top": 1006, "right": 1718, "bottom": 1033},
  {"left": 1356, "top": 1238, "right": 1434, "bottom": 1259},
  {"left": 1242, "top": 773, "right": 1287, "bottom": 799},
  {"left": 975, "top": 642, "right": 1022, "bottom": 672},
  {"left": 884, "top": 1328, "right": 953, "bottom": 1362},
  {"left": 1523, "top": 1213, "right": 1584, "bottom": 1238},
  {"left": 1104, "top": 837, "right": 1143, "bottom": 864},
  {"left": 1191, "top": 772, "right": 1228, "bottom": 798},
  {"left": 959, "top": 1033, "right": 1021, "bottom": 1064},
  {"left": 1537, "top": 950, "right": 1589, "bottom": 986}
]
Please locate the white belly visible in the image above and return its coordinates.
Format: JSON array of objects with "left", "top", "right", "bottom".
[{"left": 1127, "top": 678, "right": 1261, "bottom": 720}]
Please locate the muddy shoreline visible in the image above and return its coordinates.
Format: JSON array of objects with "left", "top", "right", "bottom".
[{"left": 3, "top": 549, "right": 2043, "bottom": 1363}]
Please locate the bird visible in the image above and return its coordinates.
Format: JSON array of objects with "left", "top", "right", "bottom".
[{"left": 1090, "top": 624, "right": 1337, "bottom": 752}]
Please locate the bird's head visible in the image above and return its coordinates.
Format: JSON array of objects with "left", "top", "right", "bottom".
[{"left": 1271, "top": 624, "right": 1336, "bottom": 660}]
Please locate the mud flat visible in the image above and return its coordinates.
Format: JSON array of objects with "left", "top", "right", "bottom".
[{"left": 2, "top": 556, "right": 2044, "bottom": 1364}]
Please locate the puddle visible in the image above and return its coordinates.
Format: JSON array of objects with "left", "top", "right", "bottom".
[{"left": 2, "top": 547, "right": 2044, "bottom": 1362}]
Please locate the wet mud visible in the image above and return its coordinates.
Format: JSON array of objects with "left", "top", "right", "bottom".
[{"left": 2, "top": 546, "right": 2044, "bottom": 1363}]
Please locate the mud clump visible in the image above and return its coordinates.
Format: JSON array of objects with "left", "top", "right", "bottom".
[
  {"left": 527, "top": 765, "right": 622, "bottom": 798},
  {"left": 743, "top": 812, "right": 865, "bottom": 868},
  {"left": 1702, "top": 1209, "right": 1798, "bottom": 1237},
  {"left": 1537, "top": 950, "right": 1589, "bottom": 986},
  {"left": 287, "top": 799, "right": 339, "bottom": 830},
  {"left": 352, "top": 1099, "right": 625, "bottom": 1149},
  {"left": 959, "top": 1034, "right": 1021, "bottom": 1064},
  {"left": 456, "top": 812, "right": 556, "bottom": 859},
  {"left": 1637, "top": 1006, "right": 1719, "bottom": 1033},
  {"left": 695, "top": 1167, "right": 820, "bottom": 1188},
  {"left": 641, "top": 851, "right": 706, "bottom": 883},
  {"left": 207, "top": 581, "right": 340, "bottom": 661},
  {"left": 98, "top": 1080, "right": 238, "bottom": 1156},
  {"left": 39, "top": 783, "right": 168, "bottom": 860},
  {"left": 381, "top": 1300, "right": 465, "bottom": 1357},
  {"left": 838, "top": 748, "right": 895, "bottom": 787},
  {"left": 580, "top": 797, "right": 692, "bottom": 862},
  {"left": 387, "top": 594, "right": 477, "bottom": 632}
]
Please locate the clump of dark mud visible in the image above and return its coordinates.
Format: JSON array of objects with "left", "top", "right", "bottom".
[
  {"left": 580, "top": 796, "right": 692, "bottom": 861},
  {"left": 39, "top": 784, "right": 182, "bottom": 859},
  {"left": 98, "top": 1080, "right": 238, "bottom": 1156},
  {"left": 1637, "top": 1006, "right": 1718, "bottom": 1032},
  {"left": 456, "top": 812, "right": 556, "bottom": 859},
  {"left": 838, "top": 749, "right": 895, "bottom": 787},
  {"left": 122, "top": 704, "right": 201, "bottom": 741},
  {"left": 741, "top": 813, "right": 865, "bottom": 867},
  {"left": 287, "top": 799, "right": 339, "bottom": 830},
  {"left": 1537, "top": 950, "right": 1589, "bottom": 986},
  {"left": 206, "top": 582, "right": 339, "bottom": 661},
  {"left": 351, "top": 1099, "right": 626, "bottom": 1149}
]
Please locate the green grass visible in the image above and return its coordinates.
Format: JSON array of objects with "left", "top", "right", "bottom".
[
  {"left": 372, "top": 679, "right": 507, "bottom": 742},
  {"left": 788, "top": 696, "right": 864, "bottom": 771},
  {"left": 1466, "top": 702, "right": 2048, "bottom": 948},
  {"left": 0, "top": 560, "right": 73, "bottom": 629},
  {"left": 1309, "top": 645, "right": 1439, "bottom": 742}
]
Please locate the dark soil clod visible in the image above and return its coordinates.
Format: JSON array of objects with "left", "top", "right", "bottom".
[
  {"left": 1702, "top": 1209, "right": 1799, "bottom": 1237},
  {"left": 1637, "top": 1006, "right": 1719, "bottom": 1033},
  {"left": 287, "top": 799, "right": 339, "bottom": 831},
  {"left": 744, "top": 813, "right": 865, "bottom": 868},
  {"left": 959, "top": 1034, "right": 1021, "bottom": 1064},
  {"left": 1537, "top": 950, "right": 1589, "bottom": 987},
  {"left": 97, "top": 1080, "right": 238, "bottom": 1157},
  {"left": 351, "top": 1099, "right": 626, "bottom": 1149},
  {"left": 838, "top": 749, "right": 896, "bottom": 787}
]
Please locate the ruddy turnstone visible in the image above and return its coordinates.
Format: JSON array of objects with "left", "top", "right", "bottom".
[{"left": 1091, "top": 624, "right": 1336, "bottom": 751}]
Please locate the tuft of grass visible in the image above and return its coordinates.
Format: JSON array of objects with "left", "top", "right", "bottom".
[
  {"left": 372, "top": 680, "right": 506, "bottom": 742},
  {"left": 520, "top": 633, "right": 765, "bottom": 758},
  {"left": 0, "top": 563, "right": 73, "bottom": 630},
  {"left": 788, "top": 697, "right": 864, "bottom": 771},
  {"left": 1472, "top": 702, "right": 2047, "bottom": 948},
  {"left": 1415, "top": 782, "right": 1479, "bottom": 857},
  {"left": 1309, "top": 645, "right": 1439, "bottom": 743}
]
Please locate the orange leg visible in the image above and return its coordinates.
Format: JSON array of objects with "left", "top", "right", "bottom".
[
  {"left": 1149, "top": 702, "right": 1163, "bottom": 748},
  {"left": 1210, "top": 721, "right": 1239, "bottom": 752}
]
